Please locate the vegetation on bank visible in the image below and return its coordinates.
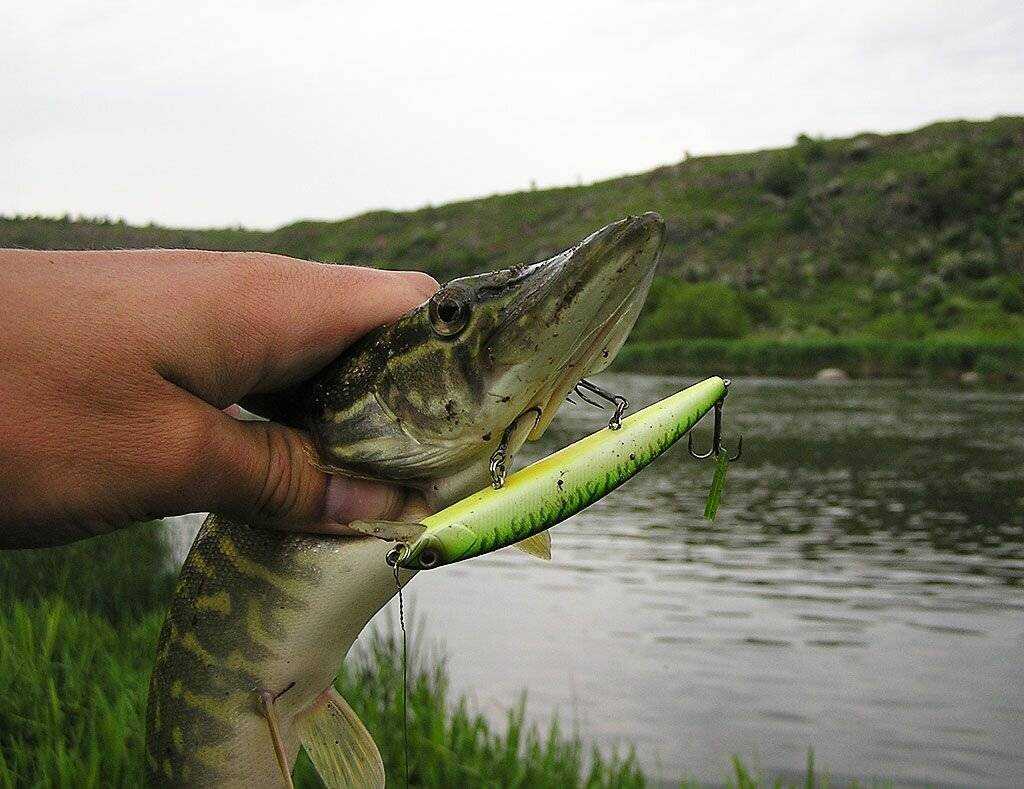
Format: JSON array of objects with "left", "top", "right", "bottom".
[
  {"left": 4, "top": 116, "right": 1023, "bottom": 376},
  {"left": 0, "top": 527, "right": 643, "bottom": 787},
  {"left": 0, "top": 526, "right": 846, "bottom": 787},
  {"left": 619, "top": 336, "right": 1024, "bottom": 379}
]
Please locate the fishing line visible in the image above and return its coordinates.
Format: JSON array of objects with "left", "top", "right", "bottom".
[{"left": 392, "top": 558, "right": 410, "bottom": 789}]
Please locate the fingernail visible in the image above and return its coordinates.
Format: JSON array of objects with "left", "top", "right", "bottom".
[
  {"left": 321, "top": 475, "right": 404, "bottom": 528},
  {"left": 390, "top": 270, "right": 439, "bottom": 297}
]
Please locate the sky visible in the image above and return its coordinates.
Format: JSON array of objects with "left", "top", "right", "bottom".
[{"left": 2, "top": 0, "right": 1022, "bottom": 229}]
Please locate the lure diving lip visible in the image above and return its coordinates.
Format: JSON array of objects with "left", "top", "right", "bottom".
[{"left": 394, "top": 376, "right": 728, "bottom": 571}]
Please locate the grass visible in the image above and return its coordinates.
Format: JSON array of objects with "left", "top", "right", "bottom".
[
  {"left": 3, "top": 116, "right": 1023, "bottom": 378},
  {"left": 0, "top": 527, "right": 642, "bottom": 787},
  {"left": 0, "top": 599, "right": 160, "bottom": 788},
  {"left": 617, "top": 336, "right": 1024, "bottom": 379},
  {"left": 299, "top": 627, "right": 644, "bottom": 788},
  {"left": 0, "top": 598, "right": 641, "bottom": 788},
  {"left": 0, "top": 526, "right": 848, "bottom": 787}
]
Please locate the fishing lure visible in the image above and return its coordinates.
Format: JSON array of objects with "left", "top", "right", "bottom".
[{"left": 390, "top": 376, "right": 732, "bottom": 571}]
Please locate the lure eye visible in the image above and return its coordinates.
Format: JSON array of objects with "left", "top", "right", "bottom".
[
  {"left": 418, "top": 548, "right": 439, "bottom": 569},
  {"left": 429, "top": 292, "right": 469, "bottom": 337}
]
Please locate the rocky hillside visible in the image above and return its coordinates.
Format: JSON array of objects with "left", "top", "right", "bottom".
[{"left": 4, "top": 116, "right": 1023, "bottom": 351}]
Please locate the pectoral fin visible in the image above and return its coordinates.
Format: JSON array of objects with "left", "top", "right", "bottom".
[
  {"left": 296, "top": 686, "right": 384, "bottom": 789},
  {"left": 512, "top": 530, "right": 551, "bottom": 560}
]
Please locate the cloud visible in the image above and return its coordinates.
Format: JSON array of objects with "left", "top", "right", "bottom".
[{"left": 2, "top": 0, "right": 1022, "bottom": 228}]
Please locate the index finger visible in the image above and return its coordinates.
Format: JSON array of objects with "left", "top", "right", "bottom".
[{"left": 152, "top": 253, "right": 438, "bottom": 406}]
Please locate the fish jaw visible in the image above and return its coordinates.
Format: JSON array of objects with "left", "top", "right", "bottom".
[
  {"left": 497, "top": 212, "right": 664, "bottom": 440},
  {"left": 302, "top": 214, "right": 664, "bottom": 485}
]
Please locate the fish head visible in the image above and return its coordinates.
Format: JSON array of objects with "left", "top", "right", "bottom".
[{"left": 308, "top": 213, "right": 665, "bottom": 493}]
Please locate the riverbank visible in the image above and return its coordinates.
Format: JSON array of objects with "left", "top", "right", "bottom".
[
  {"left": 0, "top": 522, "right": 844, "bottom": 787},
  {"left": 0, "top": 526, "right": 643, "bottom": 787},
  {"left": 616, "top": 337, "right": 1024, "bottom": 380},
  {"left": 5, "top": 117, "right": 1024, "bottom": 362},
  {"left": 5, "top": 376, "right": 1019, "bottom": 784}
]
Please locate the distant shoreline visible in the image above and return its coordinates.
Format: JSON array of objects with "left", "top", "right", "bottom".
[{"left": 614, "top": 337, "right": 1024, "bottom": 381}]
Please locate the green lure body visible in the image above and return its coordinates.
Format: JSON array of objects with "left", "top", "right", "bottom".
[{"left": 398, "top": 376, "right": 726, "bottom": 570}]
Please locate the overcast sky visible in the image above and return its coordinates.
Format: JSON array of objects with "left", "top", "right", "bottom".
[{"left": 2, "top": 0, "right": 1022, "bottom": 229}]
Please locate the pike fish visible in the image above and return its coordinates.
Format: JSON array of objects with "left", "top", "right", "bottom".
[{"left": 146, "top": 213, "right": 665, "bottom": 787}]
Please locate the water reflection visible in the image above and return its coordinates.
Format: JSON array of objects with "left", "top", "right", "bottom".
[{"left": 395, "top": 375, "right": 1024, "bottom": 787}]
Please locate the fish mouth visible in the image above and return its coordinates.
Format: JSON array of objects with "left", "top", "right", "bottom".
[
  {"left": 488, "top": 212, "right": 665, "bottom": 440},
  {"left": 527, "top": 273, "right": 649, "bottom": 439}
]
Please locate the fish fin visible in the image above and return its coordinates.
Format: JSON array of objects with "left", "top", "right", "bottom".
[
  {"left": 258, "top": 689, "right": 296, "bottom": 789},
  {"left": 512, "top": 530, "right": 551, "bottom": 560},
  {"left": 296, "top": 686, "right": 384, "bottom": 789},
  {"left": 347, "top": 520, "right": 426, "bottom": 543}
]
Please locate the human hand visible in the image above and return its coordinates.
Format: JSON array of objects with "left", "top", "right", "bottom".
[{"left": 0, "top": 250, "right": 438, "bottom": 548}]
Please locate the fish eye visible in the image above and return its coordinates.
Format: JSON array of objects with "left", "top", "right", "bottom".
[{"left": 429, "top": 292, "right": 469, "bottom": 337}]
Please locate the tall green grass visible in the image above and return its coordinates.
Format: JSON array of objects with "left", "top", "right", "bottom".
[
  {"left": 0, "top": 599, "right": 160, "bottom": 788},
  {"left": 0, "top": 527, "right": 646, "bottom": 787},
  {"left": 0, "top": 522, "right": 174, "bottom": 623},
  {"left": 0, "top": 597, "right": 642, "bottom": 788},
  {"left": 297, "top": 627, "right": 644, "bottom": 788},
  {"left": 0, "top": 526, "right": 841, "bottom": 787}
]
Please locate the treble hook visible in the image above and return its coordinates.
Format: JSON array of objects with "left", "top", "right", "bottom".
[
  {"left": 687, "top": 380, "right": 742, "bottom": 461},
  {"left": 573, "top": 378, "right": 629, "bottom": 430}
]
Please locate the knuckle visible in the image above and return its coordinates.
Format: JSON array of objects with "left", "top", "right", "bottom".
[{"left": 250, "top": 424, "right": 314, "bottom": 522}]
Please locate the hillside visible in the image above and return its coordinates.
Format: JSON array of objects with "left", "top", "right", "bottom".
[{"left": 4, "top": 116, "right": 1024, "bottom": 377}]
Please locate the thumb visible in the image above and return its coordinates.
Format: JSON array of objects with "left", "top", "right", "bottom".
[{"left": 196, "top": 411, "right": 407, "bottom": 531}]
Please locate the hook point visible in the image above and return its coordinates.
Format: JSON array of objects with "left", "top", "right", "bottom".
[{"left": 687, "top": 430, "right": 714, "bottom": 460}]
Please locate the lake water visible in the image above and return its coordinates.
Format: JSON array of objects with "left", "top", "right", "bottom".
[{"left": 170, "top": 374, "right": 1024, "bottom": 787}]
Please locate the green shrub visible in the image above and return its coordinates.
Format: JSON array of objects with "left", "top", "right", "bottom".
[
  {"left": 615, "top": 337, "right": 1024, "bottom": 378},
  {"left": 963, "top": 249, "right": 996, "bottom": 279},
  {"left": 916, "top": 274, "right": 946, "bottom": 307},
  {"left": 762, "top": 153, "right": 807, "bottom": 198},
  {"left": 975, "top": 353, "right": 1011, "bottom": 377},
  {"left": 872, "top": 267, "right": 900, "bottom": 293},
  {"left": 634, "top": 280, "right": 750, "bottom": 340},
  {"left": 848, "top": 137, "right": 874, "bottom": 160},
  {"left": 795, "top": 133, "right": 826, "bottom": 162},
  {"left": 1004, "top": 188, "right": 1024, "bottom": 224},
  {"left": 937, "top": 250, "right": 966, "bottom": 281},
  {"left": 681, "top": 261, "right": 708, "bottom": 283},
  {"left": 905, "top": 236, "right": 937, "bottom": 264},
  {"left": 933, "top": 297, "right": 966, "bottom": 328},
  {"left": 998, "top": 281, "right": 1024, "bottom": 313},
  {"left": 952, "top": 300, "right": 1024, "bottom": 338},
  {"left": 738, "top": 289, "right": 775, "bottom": 326},
  {"left": 970, "top": 276, "right": 1005, "bottom": 300},
  {"left": 864, "top": 313, "right": 932, "bottom": 340},
  {"left": 784, "top": 197, "right": 812, "bottom": 232}
]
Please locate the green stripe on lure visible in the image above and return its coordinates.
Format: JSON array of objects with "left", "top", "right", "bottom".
[{"left": 393, "top": 376, "right": 727, "bottom": 571}]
